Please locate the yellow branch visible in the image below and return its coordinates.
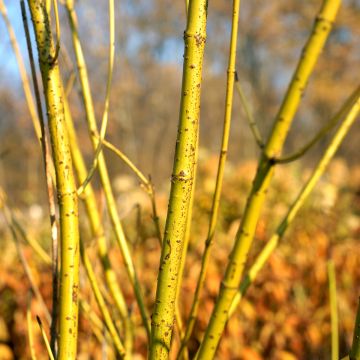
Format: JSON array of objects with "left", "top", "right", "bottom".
[
  {"left": 27, "top": 1, "right": 80, "bottom": 358},
  {"left": 150, "top": 1, "right": 208, "bottom": 358}
]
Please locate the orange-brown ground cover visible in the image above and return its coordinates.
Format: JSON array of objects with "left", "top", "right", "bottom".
[{"left": 0, "top": 157, "right": 359, "bottom": 359}]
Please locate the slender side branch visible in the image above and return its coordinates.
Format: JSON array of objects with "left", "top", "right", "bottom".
[
  {"left": 77, "top": 0, "right": 115, "bottom": 196},
  {"left": 79, "top": 299, "right": 107, "bottom": 345},
  {"left": 27, "top": 1, "right": 80, "bottom": 358},
  {"left": 185, "top": 0, "right": 189, "bottom": 16},
  {"left": 234, "top": 71, "right": 264, "bottom": 148},
  {"left": 12, "top": 213, "right": 52, "bottom": 265},
  {"left": 50, "top": 0, "right": 60, "bottom": 64},
  {"left": 102, "top": 139, "right": 149, "bottom": 185},
  {"left": 102, "top": 139, "right": 163, "bottom": 244},
  {"left": 149, "top": 1, "right": 207, "bottom": 358},
  {"left": 65, "top": 71, "right": 76, "bottom": 97},
  {"left": 36, "top": 316, "right": 55, "bottom": 360},
  {"left": 197, "top": 2, "right": 341, "bottom": 358},
  {"left": 274, "top": 87, "right": 360, "bottom": 164}
]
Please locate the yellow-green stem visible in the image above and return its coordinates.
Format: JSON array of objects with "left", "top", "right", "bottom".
[
  {"left": 328, "top": 260, "right": 339, "bottom": 360},
  {"left": 175, "top": 128, "right": 199, "bottom": 360},
  {"left": 197, "top": 1, "right": 341, "bottom": 358},
  {"left": 27, "top": 1, "right": 80, "bottom": 358},
  {"left": 149, "top": 1, "right": 207, "bottom": 358},
  {"left": 350, "top": 298, "right": 360, "bottom": 360},
  {"left": 27, "top": 296, "right": 37, "bottom": 360},
  {"left": 175, "top": 135, "right": 197, "bottom": 360},
  {"left": 177, "top": 1, "right": 241, "bottom": 358}
]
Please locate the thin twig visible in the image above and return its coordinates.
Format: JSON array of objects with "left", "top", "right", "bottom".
[
  {"left": 103, "top": 139, "right": 149, "bottom": 186},
  {"left": 26, "top": 294, "right": 37, "bottom": 360},
  {"left": 36, "top": 316, "right": 55, "bottom": 360},
  {"left": 12, "top": 213, "right": 52, "bottom": 265},
  {"left": 185, "top": 0, "right": 189, "bottom": 15},
  {"left": 79, "top": 299, "right": 106, "bottom": 345},
  {"left": 65, "top": 71, "right": 76, "bottom": 97},
  {"left": 234, "top": 71, "right": 264, "bottom": 148},
  {"left": 49, "top": 0, "right": 61, "bottom": 65},
  {"left": 77, "top": 0, "right": 115, "bottom": 196},
  {"left": 102, "top": 139, "right": 163, "bottom": 244},
  {"left": 274, "top": 87, "right": 360, "bottom": 164}
]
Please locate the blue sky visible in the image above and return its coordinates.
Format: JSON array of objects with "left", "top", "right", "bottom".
[{"left": 0, "top": 1, "right": 27, "bottom": 93}]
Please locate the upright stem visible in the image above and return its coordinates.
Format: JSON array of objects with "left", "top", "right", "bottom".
[
  {"left": 350, "top": 298, "right": 360, "bottom": 360},
  {"left": 27, "top": 1, "right": 80, "bottom": 358},
  {"left": 328, "top": 260, "right": 339, "bottom": 360},
  {"left": 149, "top": 1, "right": 207, "bottom": 359},
  {"left": 197, "top": 1, "right": 341, "bottom": 358},
  {"left": 178, "top": 1, "right": 241, "bottom": 357},
  {"left": 20, "top": 2, "right": 59, "bottom": 352},
  {"left": 175, "top": 128, "right": 198, "bottom": 360}
]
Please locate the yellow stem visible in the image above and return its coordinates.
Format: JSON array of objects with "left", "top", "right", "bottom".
[
  {"left": 150, "top": 1, "right": 208, "bottom": 358},
  {"left": 27, "top": 1, "right": 80, "bottom": 357}
]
